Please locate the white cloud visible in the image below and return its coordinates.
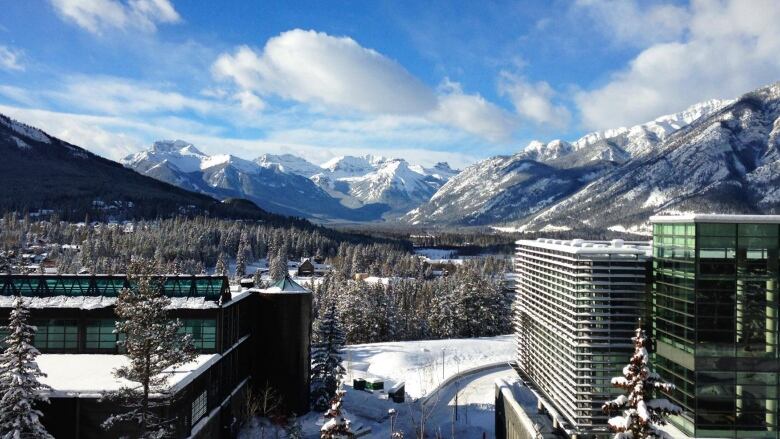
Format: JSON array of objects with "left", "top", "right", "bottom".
[
  {"left": 49, "top": 76, "right": 217, "bottom": 115},
  {"left": 498, "top": 73, "right": 570, "bottom": 129},
  {"left": 50, "top": 0, "right": 180, "bottom": 34},
  {"left": 574, "top": 0, "right": 690, "bottom": 47},
  {"left": 213, "top": 29, "right": 518, "bottom": 141},
  {"left": 575, "top": 0, "right": 780, "bottom": 130},
  {"left": 0, "top": 45, "right": 24, "bottom": 71},
  {"left": 431, "top": 80, "right": 517, "bottom": 141},
  {"left": 0, "top": 104, "right": 479, "bottom": 168},
  {"left": 212, "top": 30, "right": 438, "bottom": 114}
]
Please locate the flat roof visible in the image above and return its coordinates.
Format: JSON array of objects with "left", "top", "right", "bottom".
[
  {"left": 650, "top": 214, "right": 780, "bottom": 224},
  {"left": 38, "top": 354, "right": 219, "bottom": 398},
  {"left": 516, "top": 238, "right": 651, "bottom": 256}
]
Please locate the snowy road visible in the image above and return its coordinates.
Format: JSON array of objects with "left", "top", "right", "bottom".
[{"left": 422, "top": 364, "right": 515, "bottom": 438}]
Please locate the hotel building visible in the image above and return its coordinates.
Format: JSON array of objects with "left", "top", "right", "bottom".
[{"left": 514, "top": 238, "right": 651, "bottom": 437}]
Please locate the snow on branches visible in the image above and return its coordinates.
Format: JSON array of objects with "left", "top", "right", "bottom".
[
  {"left": 0, "top": 297, "right": 54, "bottom": 439},
  {"left": 311, "top": 302, "right": 346, "bottom": 411},
  {"left": 320, "top": 389, "right": 354, "bottom": 439},
  {"left": 602, "top": 326, "right": 681, "bottom": 439},
  {"left": 101, "top": 258, "right": 197, "bottom": 438}
]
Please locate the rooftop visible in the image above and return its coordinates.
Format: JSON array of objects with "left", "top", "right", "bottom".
[
  {"left": 650, "top": 214, "right": 780, "bottom": 224},
  {"left": 262, "top": 275, "right": 309, "bottom": 294},
  {"left": 516, "top": 238, "right": 652, "bottom": 256},
  {"left": 38, "top": 354, "right": 218, "bottom": 398}
]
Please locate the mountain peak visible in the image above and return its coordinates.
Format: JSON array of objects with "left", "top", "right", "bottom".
[{"left": 151, "top": 140, "right": 203, "bottom": 155}]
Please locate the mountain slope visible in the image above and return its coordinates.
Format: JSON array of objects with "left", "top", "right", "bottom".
[
  {"left": 124, "top": 142, "right": 389, "bottom": 221},
  {"left": 0, "top": 115, "right": 277, "bottom": 221},
  {"left": 406, "top": 98, "right": 731, "bottom": 226},
  {"left": 517, "top": 83, "right": 780, "bottom": 233}
]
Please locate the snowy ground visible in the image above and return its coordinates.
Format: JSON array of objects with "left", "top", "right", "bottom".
[{"left": 240, "top": 335, "right": 516, "bottom": 438}]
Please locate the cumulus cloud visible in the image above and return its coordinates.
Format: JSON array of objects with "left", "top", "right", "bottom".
[
  {"left": 50, "top": 0, "right": 180, "bottom": 34},
  {"left": 498, "top": 73, "right": 570, "bottom": 129},
  {"left": 213, "top": 29, "right": 518, "bottom": 141},
  {"left": 0, "top": 45, "right": 24, "bottom": 71},
  {"left": 212, "top": 30, "right": 438, "bottom": 114},
  {"left": 431, "top": 79, "right": 517, "bottom": 141},
  {"left": 576, "top": 0, "right": 780, "bottom": 130},
  {"left": 573, "top": 0, "right": 689, "bottom": 47}
]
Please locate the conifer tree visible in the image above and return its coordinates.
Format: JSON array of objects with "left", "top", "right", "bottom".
[
  {"left": 215, "top": 252, "right": 228, "bottom": 277},
  {"left": 235, "top": 232, "right": 249, "bottom": 280},
  {"left": 269, "top": 247, "right": 288, "bottom": 281},
  {"left": 603, "top": 326, "right": 682, "bottom": 439},
  {"left": 102, "top": 259, "right": 197, "bottom": 438},
  {"left": 0, "top": 297, "right": 54, "bottom": 439},
  {"left": 320, "top": 389, "right": 353, "bottom": 439},
  {"left": 311, "top": 303, "right": 346, "bottom": 410}
]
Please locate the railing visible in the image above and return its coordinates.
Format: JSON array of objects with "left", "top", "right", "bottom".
[{"left": 0, "top": 274, "right": 230, "bottom": 301}]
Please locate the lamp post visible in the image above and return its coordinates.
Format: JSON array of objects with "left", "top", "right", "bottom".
[{"left": 441, "top": 347, "right": 446, "bottom": 381}]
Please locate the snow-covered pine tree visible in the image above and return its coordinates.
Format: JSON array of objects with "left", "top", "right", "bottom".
[
  {"left": 310, "top": 302, "right": 346, "bottom": 410},
  {"left": 235, "top": 232, "right": 249, "bottom": 280},
  {"left": 320, "top": 389, "right": 353, "bottom": 439},
  {"left": 215, "top": 252, "right": 228, "bottom": 277},
  {"left": 602, "top": 325, "right": 682, "bottom": 439},
  {"left": 0, "top": 297, "right": 54, "bottom": 439},
  {"left": 269, "top": 247, "right": 288, "bottom": 281},
  {"left": 102, "top": 259, "right": 197, "bottom": 438}
]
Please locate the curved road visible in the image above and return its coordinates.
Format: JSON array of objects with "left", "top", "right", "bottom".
[{"left": 422, "top": 364, "right": 515, "bottom": 438}]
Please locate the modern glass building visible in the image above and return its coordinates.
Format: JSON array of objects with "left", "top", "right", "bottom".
[
  {"left": 514, "top": 238, "right": 651, "bottom": 437},
  {"left": 651, "top": 214, "right": 780, "bottom": 438}
]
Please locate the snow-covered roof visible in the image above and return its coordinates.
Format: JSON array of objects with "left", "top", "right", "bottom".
[
  {"left": 262, "top": 276, "right": 309, "bottom": 294},
  {"left": 517, "top": 238, "right": 651, "bottom": 256},
  {"left": 38, "top": 354, "right": 219, "bottom": 398},
  {"left": 650, "top": 213, "right": 780, "bottom": 224},
  {"left": 0, "top": 295, "right": 219, "bottom": 310}
]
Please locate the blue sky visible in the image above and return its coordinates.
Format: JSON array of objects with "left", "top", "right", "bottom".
[{"left": 1, "top": 0, "right": 779, "bottom": 168}]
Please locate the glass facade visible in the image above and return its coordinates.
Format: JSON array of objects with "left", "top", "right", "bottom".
[
  {"left": 653, "top": 221, "right": 780, "bottom": 438},
  {"left": 0, "top": 274, "right": 229, "bottom": 301},
  {"left": 180, "top": 319, "right": 217, "bottom": 350},
  {"left": 85, "top": 319, "right": 120, "bottom": 350},
  {"left": 33, "top": 319, "right": 79, "bottom": 350}
]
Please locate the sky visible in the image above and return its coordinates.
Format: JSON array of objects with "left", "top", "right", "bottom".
[{"left": 1, "top": 0, "right": 779, "bottom": 168}]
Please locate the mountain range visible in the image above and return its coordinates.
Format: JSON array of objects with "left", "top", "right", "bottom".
[
  {"left": 408, "top": 82, "right": 780, "bottom": 233},
  {"left": 0, "top": 114, "right": 281, "bottom": 222},
  {"left": 123, "top": 144, "right": 457, "bottom": 221},
  {"left": 4, "top": 81, "right": 780, "bottom": 232}
]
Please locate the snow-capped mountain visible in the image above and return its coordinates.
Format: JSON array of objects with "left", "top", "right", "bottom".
[
  {"left": 123, "top": 142, "right": 389, "bottom": 221},
  {"left": 255, "top": 153, "right": 322, "bottom": 177},
  {"left": 516, "top": 82, "right": 780, "bottom": 233},
  {"left": 124, "top": 145, "right": 456, "bottom": 220},
  {"left": 304, "top": 155, "right": 458, "bottom": 213},
  {"left": 405, "top": 97, "right": 734, "bottom": 226}
]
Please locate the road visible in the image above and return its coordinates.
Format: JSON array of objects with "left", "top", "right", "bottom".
[{"left": 422, "top": 364, "right": 515, "bottom": 438}]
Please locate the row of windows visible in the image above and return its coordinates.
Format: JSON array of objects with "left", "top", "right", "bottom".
[{"left": 0, "top": 318, "right": 217, "bottom": 351}]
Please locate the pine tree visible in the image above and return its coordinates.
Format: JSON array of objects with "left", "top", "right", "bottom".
[
  {"left": 320, "top": 389, "right": 353, "bottom": 439},
  {"left": 102, "top": 259, "right": 197, "bottom": 438},
  {"left": 311, "top": 303, "right": 346, "bottom": 410},
  {"left": 215, "top": 252, "right": 228, "bottom": 277},
  {"left": 0, "top": 297, "right": 54, "bottom": 439},
  {"left": 269, "top": 247, "right": 288, "bottom": 281},
  {"left": 235, "top": 232, "right": 249, "bottom": 280},
  {"left": 603, "top": 325, "right": 682, "bottom": 439}
]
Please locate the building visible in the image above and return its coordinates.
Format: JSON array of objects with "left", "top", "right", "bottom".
[
  {"left": 651, "top": 214, "right": 780, "bottom": 438},
  {"left": 513, "top": 238, "right": 651, "bottom": 437},
  {"left": 0, "top": 273, "right": 312, "bottom": 438}
]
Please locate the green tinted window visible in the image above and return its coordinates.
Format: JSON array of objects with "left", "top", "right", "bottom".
[
  {"left": 180, "top": 319, "right": 217, "bottom": 350},
  {"left": 739, "top": 223, "right": 779, "bottom": 237},
  {"left": 86, "top": 319, "right": 118, "bottom": 350},
  {"left": 34, "top": 319, "right": 79, "bottom": 350},
  {"left": 699, "top": 223, "right": 736, "bottom": 237}
]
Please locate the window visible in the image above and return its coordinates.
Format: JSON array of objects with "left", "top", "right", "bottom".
[
  {"left": 180, "top": 319, "right": 217, "bottom": 350},
  {"left": 191, "top": 390, "right": 207, "bottom": 424},
  {"left": 86, "top": 319, "right": 119, "bottom": 350},
  {"left": 34, "top": 320, "right": 79, "bottom": 350}
]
